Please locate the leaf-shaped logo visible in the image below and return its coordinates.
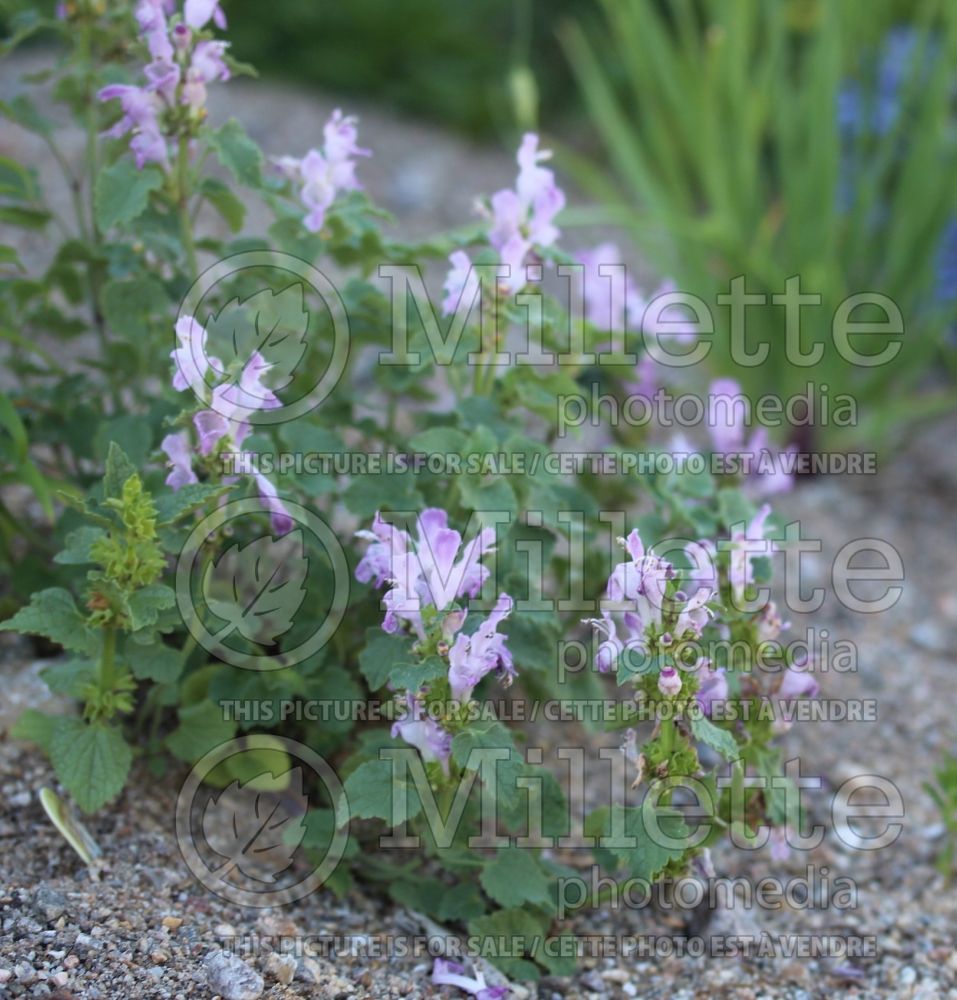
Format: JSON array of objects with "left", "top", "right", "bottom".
[
  {"left": 202, "top": 767, "right": 308, "bottom": 884},
  {"left": 202, "top": 530, "right": 308, "bottom": 646},
  {"left": 206, "top": 283, "right": 309, "bottom": 392}
]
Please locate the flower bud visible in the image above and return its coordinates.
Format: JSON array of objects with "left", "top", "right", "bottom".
[
  {"left": 172, "top": 23, "right": 191, "bottom": 51},
  {"left": 658, "top": 666, "right": 681, "bottom": 697}
]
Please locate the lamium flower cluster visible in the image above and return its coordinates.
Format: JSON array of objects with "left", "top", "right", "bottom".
[
  {"left": 443, "top": 133, "right": 566, "bottom": 313},
  {"left": 585, "top": 527, "right": 715, "bottom": 705},
  {"left": 160, "top": 315, "right": 293, "bottom": 535},
  {"left": 356, "top": 509, "right": 515, "bottom": 773},
  {"left": 273, "top": 110, "right": 370, "bottom": 233},
  {"left": 98, "top": 0, "right": 230, "bottom": 169}
]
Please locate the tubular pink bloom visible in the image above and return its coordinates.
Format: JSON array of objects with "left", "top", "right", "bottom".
[
  {"left": 189, "top": 40, "right": 230, "bottom": 83},
  {"left": 577, "top": 242, "right": 648, "bottom": 333},
  {"left": 777, "top": 663, "right": 819, "bottom": 700},
  {"left": 217, "top": 352, "right": 282, "bottom": 412},
  {"left": 584, "top": 614, "right": 623, "bottom": 673},
  {"left": 192, "top": 408, "right": 231, "bottom": 456},
  {"left": 171, "top": 315, "right": 221, "bottom": 392},
  {"left": 442, "top": 250, "right": 480, "bottom": 317},
  {"left": 355, "top": 512, "right": 411, "bottom": 588},
  {"left": 98, "top": 83, "right": 169, "bottom": 169},
  {"left": 252, "top": 471, "right": 294, "bottom": 537},
  {"left": 658, "top": 666, "right": 682, "bottom": 698},
  {"left": 184, "top": 0, "right": 226, "bottom": 30},
  {"left": 605, "top": 529, "right": 673, "bottom": 632},
  {"left": 144, "top": 58, "right": 180, "bottom": 101},
  {"left": 160, "top": 431, "right": 197, "bottom": 490},
  {"left": 707, "top": 378, "right": 796, "bottom": 496},
  {"left": 487, "top": 132, "right": 565, "bottom": 293},
  {"left": 392, "top": 695, "right": 452, "bottom": 775},
  {"left": 432, "top": 958, "right": 508, "bottom": 1000},
  {"left": 447, "top": 594, "right": 513, "bottom": 702},
  {"left": 276, "top": 110, "right": 369, "bottom": 234}
]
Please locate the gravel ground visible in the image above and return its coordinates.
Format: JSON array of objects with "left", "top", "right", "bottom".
[{"left": 2, "top": 47, "right": 957, "bottom": 1000}]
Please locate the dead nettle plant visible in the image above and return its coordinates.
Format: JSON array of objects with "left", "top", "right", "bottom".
[{"left": 1, "top": 0, "right": 817, "bottom": 983}]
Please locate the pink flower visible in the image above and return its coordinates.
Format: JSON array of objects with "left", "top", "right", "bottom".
[
  {"left": 447, "top": 594, "right": 514, "bottom": 702},
  {"left": 170, "top": 315, "right": 221, "bottom": 392},
  {"left": 252, "top": 471, "right": 294, "bottom": 537},
  {"left": 392, "top": 695, "right": 452, "bottom": 775},
  {"left": 432, "top": 958, "right": 509, "bottom": 1000},
  {"left": 605, "top": 528, "right": 674, "bottom": 633},
  {"left": 577, "top": 242, "right": 647, "bottom": 333},
  {"left": 355, "top": 509, "right": 497, "bottom": 635},
  {"left": 486, "top": 133, "right": 565, "bottom": 293},
  {"left": 708, "top": 379, "right": 796, "bottom": 496},
  {"left": 778, "top": 663, "right": 819, "bottom": 699},
  {"left": 98, "top": 84, "right": 169, "bottom": 169},
  {"left": 275, "top": 110, "right": 370, "bottom": 233},
  {"left": 160, "top": 431, "right": 198, "bottom": 490},
  {"left": 442, "top": 250, "right": 480, "bottom": 316},
  {"left": 184, "top": 0, "right": 226, "bottom": 30}
]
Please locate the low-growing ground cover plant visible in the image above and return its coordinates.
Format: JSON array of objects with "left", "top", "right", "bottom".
[{"left": 1, "top": 0, "right": 821, "bottom": 984}]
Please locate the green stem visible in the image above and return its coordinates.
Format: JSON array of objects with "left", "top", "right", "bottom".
[
  {"left": 659, "top": 714, "right": 675, "bottom": 806},
  {"left": 177, "top": 135, "right": 199, "bottom": 281},
  {"left": 99, "top": 625, "right": 117, "bottom": 696}
]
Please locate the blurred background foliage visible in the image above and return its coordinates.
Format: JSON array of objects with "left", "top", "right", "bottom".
[{"left": 3, "top": 0, "right": 956, "bottom": 448}]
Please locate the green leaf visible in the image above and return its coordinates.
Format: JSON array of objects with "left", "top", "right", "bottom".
[
  {"left": 103, "top": 441, "right": 136, "bottom": 499},
  {"left": 0, "top": 205, "right": 49, "bottom": 229},
  {"left": 200, "top": 176, "right": 246, "bottom": 232},
  {"left": 127, "top": 639, "right": 184, "bottom": 683},
  {"left": 468, "top": 908, "right": 548, "bottom": 979},
  {"left": 690, "top": 714, "right": 740, "bottom": 761},
  {"left": 93, "top": 160, "right": 162, "bottom": 231},
  {"left": 0, "top": 588, "right": 97, "bottom": 655},
  {"left": 388, "top": 655, "right": 447, "bottom": 692},
  {"left": 11, "top": 708, "right": 57, "bottom": 752},
  {"left": 54, "top": 526, "right": 107, "bottom": 566},
  {"left": 480, "top": 847, "right": 552, "bottom": 908},
  {"left": 210, "top": 119, "right": 263, "bottom": 187},
  {"left": 343, "top": 758, "right": 422, "bottom": 826},
  {"left": 451, "top": 722, "right": 525, "bottom": 808},
  {"left": 126, "top": 583, "right": 176, "bottom": 632},
  {"left": 357, "top": 627, "right": 413, "bottom": 691},
  {"left": 166, "top": 700, "right": 237, "bottom": 763},
  {"left": 584, "top": 805, "right": 690, "bottom": 881},
  {"left": 101, "top": 276, "right": 168, "bottom": 340},
  {"left": 50, "top": 720, "right": 132, "bottom": 813},
  {"left": 436, "top": 882, "right": 486, "bottom": 921}
]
